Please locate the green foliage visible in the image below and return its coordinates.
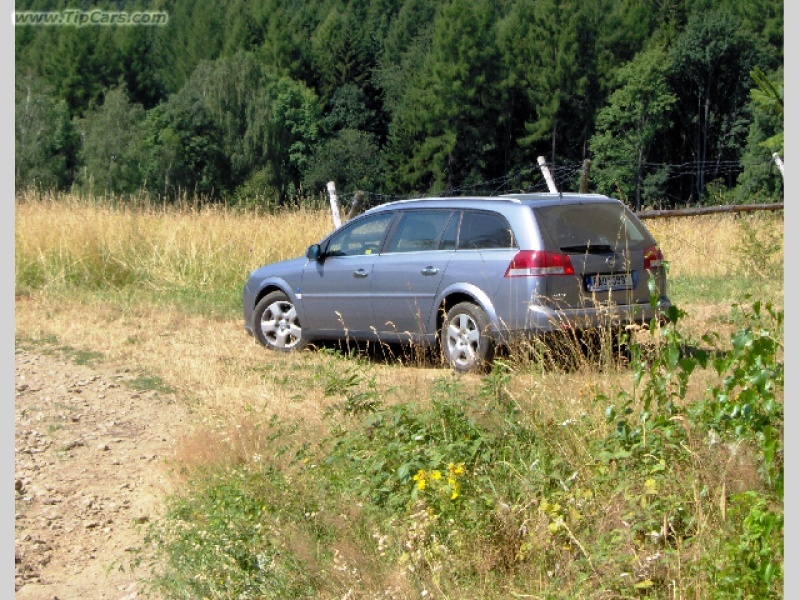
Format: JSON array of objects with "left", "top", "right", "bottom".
[
  {"left": 77, "top": 86, "right": 147, "bottom": 195},
  {"left": 13, "top": 0, "right": 784, "bottom": 204},
  {"left": 708, "top": 491, "right": 783, "bottom": 599},
  {"left": 589, "top": 47, "right": 676, "bottom": 209},
  {"left": 384, "top": 0, "right": 503, "bottom": 193},
  {"left": 499, "top": 0, "right": 587, "bottom": 156},
  {"left": 693, "top": 300, "right": 784, "bottom": 493},
  {"left": 310, "top": 6, "right": 375, "bottom": 101},
  {"left": 181, "top": 51, "right": 270, "bottom": 186},
  {"left": 146, "top": 467, "right": 321, "bottom": 599},
  {"left": 115, "top": 24, "right": 166, "bottom": 109},
  {"left": 135, "top": 94, "right": 231, "bottom": 198},
  {"left": 29, "top": 24, "right": 121, "bottom": 115},
  {"left": 267, "top": 75, "right": 323, "bottom": 199},
  {"left": 733, "top": 213, "right": 783, "bottom": 280},
  {"left": 156, "top": 0, "right": 227, "bottom": 94},
  {"left": 323, "top": 372, "right": 494, "bottom": 513},
  {"left": 591, "top": 300, "right": 782, "bottom": 595},
  {"left": 303, "top": 129, "right": 384, "bottom": 194},
  {"left": 322, "top": 83, "right": 379, "bottom": 133},
  {"left": 140, "top": 51, "right": 322, "bottom": 201},
  {"left": 126, "top": 374, "right": 175, "bottom": 395},
  {"left": 319, "top": 352, "right": 384, "bottom": 415},
  {"left": 735, "top": 66, "right": 784, "bottom": 202},
  {"left": 667, "top": 10, "right": 765, "bottom": 201},
  {"left": 15, "top": 74, "right": 79, "bottom": 191}
]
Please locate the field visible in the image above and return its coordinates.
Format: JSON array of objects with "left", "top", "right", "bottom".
[{"left": 15, "top": 191, "right": 784, "bottom": 599}]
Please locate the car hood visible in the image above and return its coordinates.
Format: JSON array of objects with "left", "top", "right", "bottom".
[{"left": 247, "top": 256, "right": 307, "bottom": 283}]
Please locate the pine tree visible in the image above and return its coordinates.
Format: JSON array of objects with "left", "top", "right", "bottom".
[{"left": 385, "top": 0, "right": 503, "bottom": 193}]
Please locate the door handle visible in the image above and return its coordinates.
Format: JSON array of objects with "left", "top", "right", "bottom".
[
  {"left": 353, "top": 269, "right": 369, "bottom": 278},
  {"left": 421, "top": 266, "right": 439, "bottom": 276}
]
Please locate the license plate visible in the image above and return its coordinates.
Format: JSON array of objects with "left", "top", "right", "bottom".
[{"left": 586, "top": 272, "right": 634, "bottom": 292}]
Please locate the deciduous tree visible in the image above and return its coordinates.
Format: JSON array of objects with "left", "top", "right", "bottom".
[
  {"left": 15, "top": 75, "right": 78, "bottom": 191},
  {"left": 590, "top": 47, "right": 676, "bottom": 209}
]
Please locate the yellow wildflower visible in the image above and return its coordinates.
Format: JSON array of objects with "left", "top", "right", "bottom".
[
  {"left": 448, "top": 476, "right": 460, "bottom": 500},
  {"left": 448, "top": 462, "right": 466, "bottom": 476}
]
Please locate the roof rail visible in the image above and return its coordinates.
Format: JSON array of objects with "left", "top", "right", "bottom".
[{"left": 376, "top": 195, "right": 523, "bottom": 208}]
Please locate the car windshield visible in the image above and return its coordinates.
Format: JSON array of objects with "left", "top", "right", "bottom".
[{"left": 533, "top": 203, "right": 649, "bottom": 252}]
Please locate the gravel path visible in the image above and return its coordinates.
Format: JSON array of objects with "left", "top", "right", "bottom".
[{"left": 15, "top": 351, "right": 188, "bottom": 599}]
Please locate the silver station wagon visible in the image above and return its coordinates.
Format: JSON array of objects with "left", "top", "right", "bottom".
[{"left": 242, "top": 193, "right": 670, "bottom": 372}]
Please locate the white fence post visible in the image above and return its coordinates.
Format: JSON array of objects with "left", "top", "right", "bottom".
[
  {"left": 772, "top": 153, "right": 784, "bottom": 179},
  {"left": 537, "top": 156, "right": 558, "bottom": 193},
  {"left": 326, "top": 181, "right": 342, "bottom": 229}
]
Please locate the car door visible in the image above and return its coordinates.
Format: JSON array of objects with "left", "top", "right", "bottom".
[
  {"left": 369, "top": 210, "right": 456, "bottom": 339},
  {"left": 443, "top": 209, "right": 517, "bottom": 297},
  {"left": 300, "top": 212, "right": 394, "bottom": 336}
]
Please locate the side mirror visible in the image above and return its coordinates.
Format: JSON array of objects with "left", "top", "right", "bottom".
[{"left": 306, "top": 244, "right": 322, "bottom": 261}]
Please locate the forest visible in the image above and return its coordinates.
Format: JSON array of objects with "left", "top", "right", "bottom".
[{"left": 14, "top": 0, "right": 784, "bottom": 209}]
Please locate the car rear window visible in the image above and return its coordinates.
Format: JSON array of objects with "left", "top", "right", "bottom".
[{"left": 533, "top": 203, "right": 650, "bottom": 253}]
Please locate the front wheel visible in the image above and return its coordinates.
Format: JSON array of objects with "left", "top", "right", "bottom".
[
  {"left": 441, "top": 302, "right": 493, "bottom": 372},
  {"left": 253, "top": 291, "right": 307, "bottom": 352}
]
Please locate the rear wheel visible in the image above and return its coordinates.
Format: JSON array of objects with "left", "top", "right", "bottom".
[
  {"left": 253, "top": 291, "right": 307, "bottom": 352},
  {"left": 441, "top": 302, "right": 493, "bottom": 372}
]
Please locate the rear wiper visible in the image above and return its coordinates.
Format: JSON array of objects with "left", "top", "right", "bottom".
[{"left": 560, "top": 244, "right": 614, "bottom": 254}]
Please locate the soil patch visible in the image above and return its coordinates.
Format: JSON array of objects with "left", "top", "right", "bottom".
[{"left": 15, "top": 350, "right": 187, "bottom": 599}]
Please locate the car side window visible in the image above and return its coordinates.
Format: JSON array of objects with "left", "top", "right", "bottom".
[
  {"left": 326, "top": 213, "right": 394, "bottom": 256},
  {"left": 385, "top": 210, "right": 453, "bottom": 253},
  {"left": 458, "top": 211, "right": 515, "bottom": 249}
]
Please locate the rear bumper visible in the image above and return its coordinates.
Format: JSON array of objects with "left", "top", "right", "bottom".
[{"left": 511, "top": 296, "right": 671, "bottom": 335}]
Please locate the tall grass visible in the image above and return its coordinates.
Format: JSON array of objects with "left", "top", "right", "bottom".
[
  {"left": 15, "top": 189, "right": 334, "bottom": 313},
  {"left": 645, "top": 211, "right": 784, "bottom": 306},
  {"left": 16, "top": 190, "right": 784, "bottom": 310},
  {"left": 14, "top": 192, "right": 784, "bottom": 599}
]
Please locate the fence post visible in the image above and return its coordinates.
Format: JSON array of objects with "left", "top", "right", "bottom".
[
  {"left": 579, "top": 159, "right": 591, "bottom": 193},
  {"left": 537, "top": 156, "right": 558, "bottom": 193},
  {"left": 346, "top": 190, "right": 366, "bottom": 221},
  {"left": 326, "top": 181, "right": 342, "bottom": 229},
  {"left": 772, "top": 153, "right": 784, "bottom": 179}
]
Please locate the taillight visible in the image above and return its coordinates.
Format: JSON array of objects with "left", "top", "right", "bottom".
[
  {"left": 505, "top": 250, "right": 575, "bottom": 277},
  {"left": 644, "top": 245, "right": 664, "bottom": 270}
]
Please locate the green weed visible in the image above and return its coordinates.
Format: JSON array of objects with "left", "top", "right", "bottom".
[{"left": 126, "top": 374, "right": 175, "bottom": 395}]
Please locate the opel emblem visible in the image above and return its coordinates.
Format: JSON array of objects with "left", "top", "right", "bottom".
[{"left": 605, "top": 255, "right": 617, "bottom": 268}]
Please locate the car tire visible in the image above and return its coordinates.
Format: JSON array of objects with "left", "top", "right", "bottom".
[
  {"left": 441, "top": 302, "right": 493, "bottom": 373},
  {"left": 253, "top": 291, "right": 307, "bottom": 352}
]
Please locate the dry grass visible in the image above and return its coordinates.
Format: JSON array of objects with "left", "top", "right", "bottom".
[
  {"left": 14, "top": 291, "right": 453, "bottom": 463},
  {"left": 15, "top": 189, "right": 333, "bottom": 293},
  {"left": 644, "top": 212, "right": 783, "bottom": 279}
]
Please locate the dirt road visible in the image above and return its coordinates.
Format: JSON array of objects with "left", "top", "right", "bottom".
[{"left": 15, "top": 350, "right": 188, "bottom": 599}]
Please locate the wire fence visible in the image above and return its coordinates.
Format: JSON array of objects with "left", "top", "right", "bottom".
[{"left": 329, "top": 156, "right": 783, "bottom": 214}]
